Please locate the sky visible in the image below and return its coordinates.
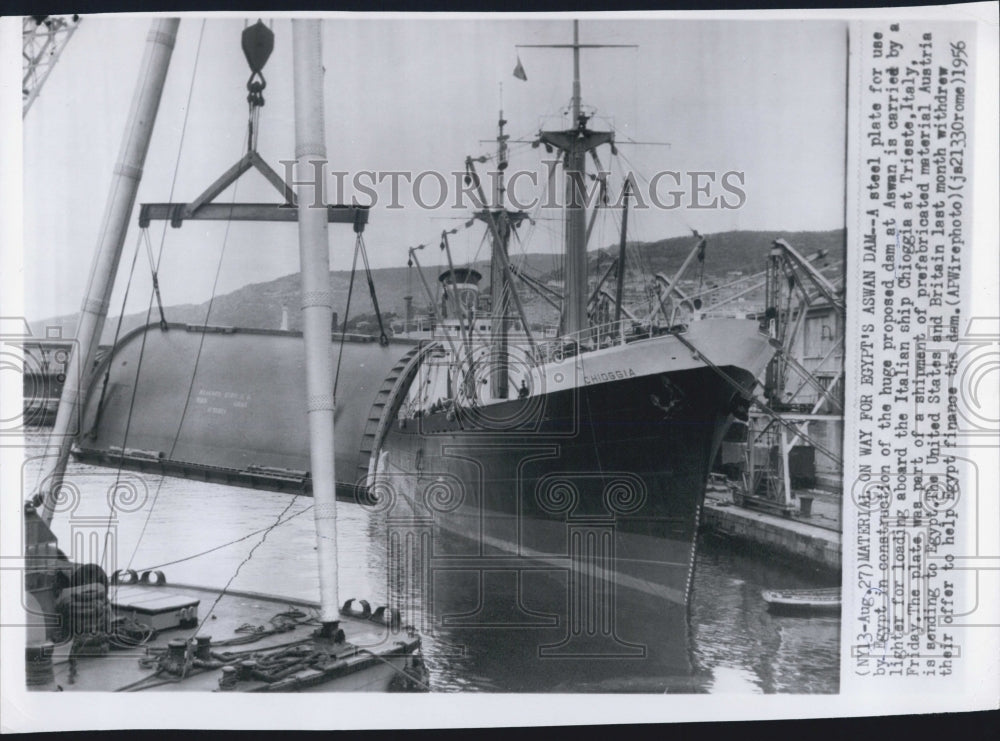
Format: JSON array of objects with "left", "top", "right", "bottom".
[{"left": 21, "top": 15, "right": 848, "bottom": 321}]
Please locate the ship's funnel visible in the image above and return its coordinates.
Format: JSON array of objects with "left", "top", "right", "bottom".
[
  {"left": 403, "top": 295, "right": 414, "bottom": 330},
  {"left": 438, "top": 268, "right": 482, "bottom": 319}
]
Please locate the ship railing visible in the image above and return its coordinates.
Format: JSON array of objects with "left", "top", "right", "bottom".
[{"left": 531, "top": 318, "right": 675, "bottom": 365}]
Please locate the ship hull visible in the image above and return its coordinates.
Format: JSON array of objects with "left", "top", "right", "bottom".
[{"left": 371, "top": 349, "right": 763, "bottom": 690}]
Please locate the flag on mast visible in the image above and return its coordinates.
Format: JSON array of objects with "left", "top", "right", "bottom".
[{"left": 513, "top": 55, "right": 527, "bottom": 81}]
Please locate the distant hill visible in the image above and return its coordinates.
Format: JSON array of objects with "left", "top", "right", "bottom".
[
  {"left": 602, "top": 228, "right": 845, "bottom": 278},
  {"left": 31, "top": 228, "right": 844, "bottom": 342}
]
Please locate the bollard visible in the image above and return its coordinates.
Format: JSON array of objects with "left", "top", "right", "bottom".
[{"left": 195, "top": 635, "right": 212, "bottom": 661}]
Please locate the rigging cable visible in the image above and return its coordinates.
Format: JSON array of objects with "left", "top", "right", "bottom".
[
  {"left": 611, "top": 154, "right": 654, "bottom": 293},
  {"left": 672, "top": 330, "right": 843, "bottom": 466},
  {"left": 41, "top": 13, "right": 182, "bottom": 530},
  {"left": 99, "top": 20, "right": 209, "bottom": 572},
  {"left": 75, "top": 230, "right": 144, "bottom": 445},
  {"left": 115, "top": 18, "right": 321, "bottom": 639},
  {"left": 130, "top": 505, "right": 314, "bottom": 573},
  {"left": 695, "top": 237, "right": 707, "bottom": 304},
  {"left": 143, "top": 227, "right": 169, "bottom": 330},
  {"left": 189, "top": 492, "right": 304, "bottom": 636},
  {"left": 98, "top": 282, "right": 159, "bottom": 571},
  {"left": 332, "top": 236, "right": 361, "bottom": 400},
  {"left": 117, "top": 22, "right": 290, "bottom": 581},
  {"left": 124, "top": 172, "right": 240, "bottom": 577},
  {"left": 89, "top": 18, "right": 211, "bottom": 574},
  {"left": 357, "top": 232, "right": 389, "bottom": 346}
]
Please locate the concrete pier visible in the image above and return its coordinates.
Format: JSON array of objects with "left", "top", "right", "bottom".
[{"left": 701, "top": 487, "right": 841, "bottom": 573}]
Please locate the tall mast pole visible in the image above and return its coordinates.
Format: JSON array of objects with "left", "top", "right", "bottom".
[
  {"left": 572, "top": 21, "right": 581, "bottom": 124},
  {"left": 564, "top": 20, "right": 588, "bottom": 336},
  {"left": 292, "top": 19, "right": 340, "bottom": 631},
  {"left": 35, "top": 18, "right": 180, "bottom": 526},
  {"left": 534, "top": 21, "right": 617, "bottom": 337},
  {"left": 490, "top": 110, "right": 511, "bottom": 399}
]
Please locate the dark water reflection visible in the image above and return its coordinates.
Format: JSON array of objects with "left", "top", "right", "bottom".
[
  {"left": 392, "top": 532, "right": 840, "bottom": 693},
  {"left": 690, "top": 535, "right": 840, "bottom": 693}
]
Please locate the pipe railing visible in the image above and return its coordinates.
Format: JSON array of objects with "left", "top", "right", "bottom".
[{"left": 531, "top": 317, "right": 672, "bottom": 365}]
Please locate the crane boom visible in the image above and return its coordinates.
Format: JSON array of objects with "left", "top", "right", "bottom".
[{"left": 22, "top": 15, "right": 81, "bottom": 117}]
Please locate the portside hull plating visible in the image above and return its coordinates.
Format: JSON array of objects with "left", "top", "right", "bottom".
[{"left": 371, "top": 363, "right": 758, "bottom": 690}]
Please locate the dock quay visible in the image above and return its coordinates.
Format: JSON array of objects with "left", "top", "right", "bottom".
[{"left": 701, "top": 484, "right": 841, "bottom": 574}]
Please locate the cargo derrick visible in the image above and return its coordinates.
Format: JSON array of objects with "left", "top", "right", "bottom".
[{"left": 736, "top": 239, "right": 846, "bottom": 516}]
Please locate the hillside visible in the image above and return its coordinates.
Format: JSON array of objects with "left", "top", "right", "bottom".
[
  {"left": 605, "top": 228, "right": 845, "bottom": 277},
  {"left": 31, "top": 228, "right": 844, "bottom": 342}
]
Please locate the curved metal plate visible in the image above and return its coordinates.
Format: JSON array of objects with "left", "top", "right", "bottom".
[{"left": 77, "top": 323, "right": 415, "bottom": 493}]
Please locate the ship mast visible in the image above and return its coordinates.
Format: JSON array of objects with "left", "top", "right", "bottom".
[
  {"left": 472, "top": 106, "right": 527, "bottom": 399},
  {"left": 34, "top": 18, "right": 179, "bottom": 526},
  {"left": 490, "top": 109, "right": 511, "bottom": 399},
  {"left": 529, "top": 21, "right": 628, "bottom": 336}
]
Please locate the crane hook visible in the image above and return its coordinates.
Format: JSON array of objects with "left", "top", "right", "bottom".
[{"left": 242, "top": 20, "right": 274, "bottom": 107}]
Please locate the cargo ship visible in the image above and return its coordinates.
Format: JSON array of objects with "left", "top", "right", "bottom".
[
  {"left": 67, "top": 20, "right": 777, "bottom": 688},
  {"left": 362, "top": 22, "right": 777, "bottom": 686}
]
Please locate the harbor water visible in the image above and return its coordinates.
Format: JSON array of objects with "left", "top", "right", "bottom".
[{"left": 23, "top": 431, "right": 839, "bottom": 693}]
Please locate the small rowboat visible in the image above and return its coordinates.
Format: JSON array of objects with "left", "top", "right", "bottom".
[{"left": 761, "top": 587, "right": 841, "bottom": 615}]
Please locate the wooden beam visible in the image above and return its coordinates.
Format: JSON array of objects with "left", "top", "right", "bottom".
[
  {"left": 183, "top": 153, "right": 254, "bottom": 218},
  {"left": 183, "top": 152, "right": 299, "bottom": 219},
  {"left": 249, "top": 150, "right": 298, "bottom": 207},
  {"left": 138, "top": 203, "right": 368, "bottom": 228}
]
